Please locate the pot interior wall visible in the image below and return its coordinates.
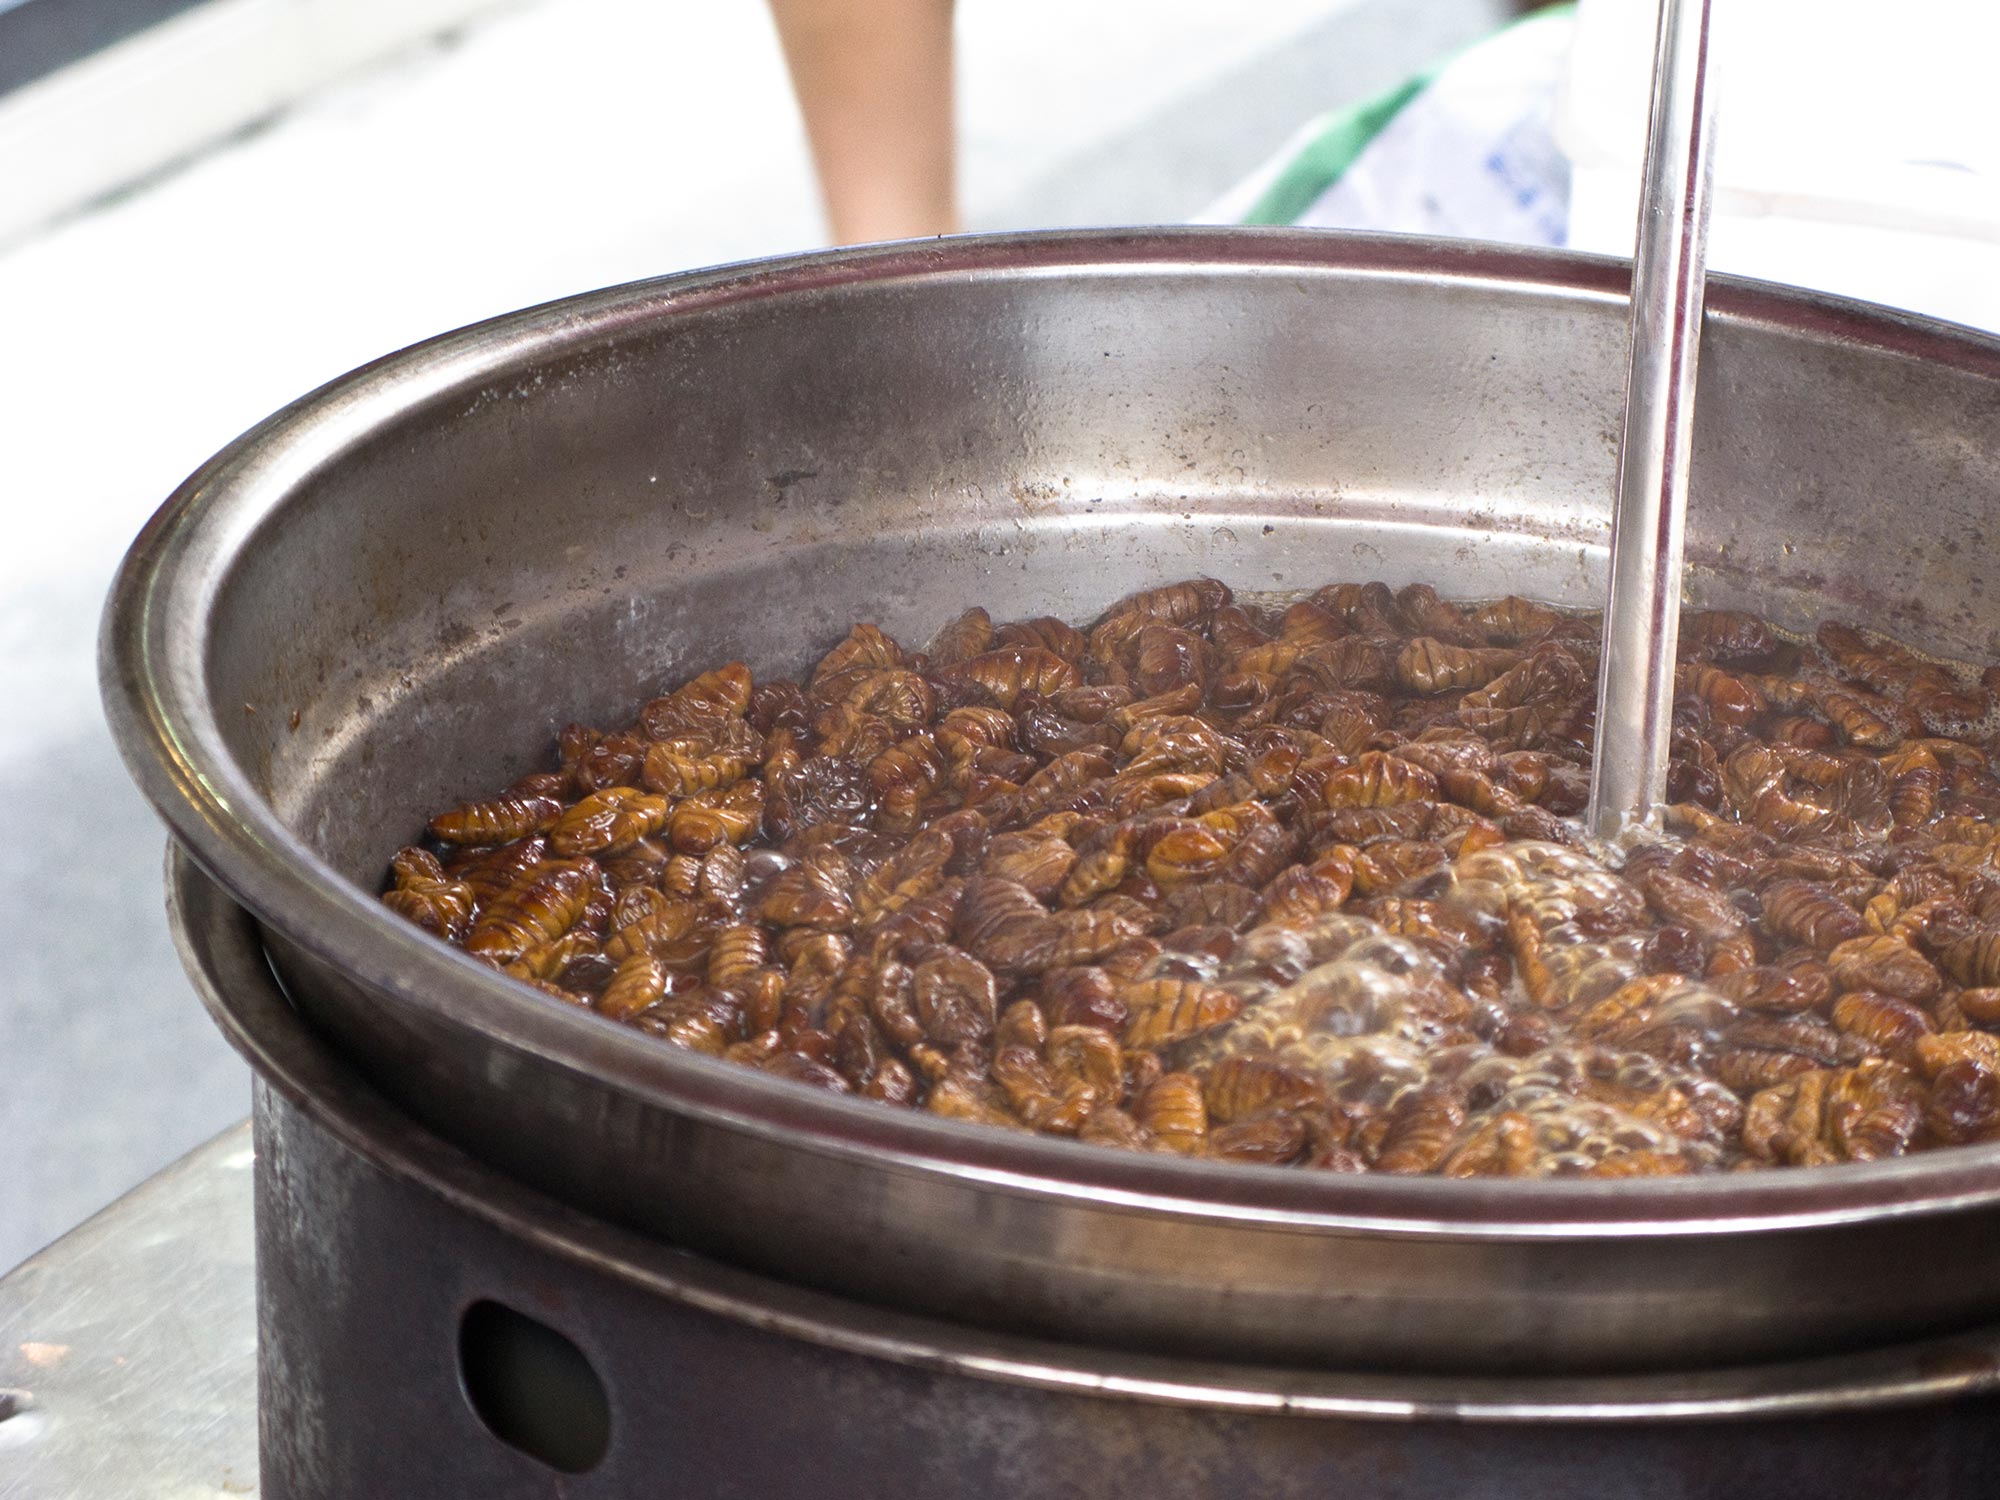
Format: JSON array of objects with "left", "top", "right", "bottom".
[{"left": 193, "top": 256, "right": 2000, "bottom": 885}]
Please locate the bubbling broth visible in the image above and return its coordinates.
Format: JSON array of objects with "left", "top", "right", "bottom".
[{"left": 380, "top": 577, "right": 2000, "bottom": 1176}]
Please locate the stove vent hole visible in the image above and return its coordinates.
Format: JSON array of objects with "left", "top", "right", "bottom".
[{"left": 458, "top": 1299, "right": 610, "bottom": 1473}]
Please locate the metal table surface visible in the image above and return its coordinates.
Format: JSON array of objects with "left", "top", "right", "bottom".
[{"left": 1, "top": 1124, "right": 259, "bottom": 1499}]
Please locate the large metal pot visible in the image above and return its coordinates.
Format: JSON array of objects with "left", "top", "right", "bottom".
[{"left": 102, "top": 230, "right": 2000, "bottom": 1374}]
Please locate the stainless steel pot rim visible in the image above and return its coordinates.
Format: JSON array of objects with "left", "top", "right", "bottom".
[
  {"left": 106, "top": 228, "right": 2000, "bottom": 1240},
  {"left": 169, "top": 845, "right": 2000, "bottom": 1422}
]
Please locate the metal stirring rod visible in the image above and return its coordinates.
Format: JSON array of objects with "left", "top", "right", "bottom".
[{"left": 1586, "top": 0, "right": 1719, "bottom": 842}]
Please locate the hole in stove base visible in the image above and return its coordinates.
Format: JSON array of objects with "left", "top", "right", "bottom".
[
  {"left": 458, "top": 1299, "right": 610, "bottom": 1474},
  {"left": 0, "top": 1389, "right": 44, "bottom": 1451}
]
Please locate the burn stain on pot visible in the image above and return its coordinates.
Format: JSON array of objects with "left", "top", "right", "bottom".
[
  {"left": 435, "top": 618, "right": 478, "bottom": 653},
  {"left": 1011, "top": 477, "right": 1064, "bottom": 518},
  {"left": 765, "top": 468, "right": 819, "bottom": 496}
]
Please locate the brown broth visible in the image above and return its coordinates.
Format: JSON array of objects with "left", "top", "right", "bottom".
[{"left": 381, "top": 580, "right": 2000, "bottom": 1176}]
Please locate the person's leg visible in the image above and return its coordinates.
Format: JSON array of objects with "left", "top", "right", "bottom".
[{"left": 769, "top": 0, "right": 959, "bottom": 244}]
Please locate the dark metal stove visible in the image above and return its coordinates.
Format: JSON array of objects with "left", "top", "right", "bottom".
[{"left": 250, "top": 1078, "right": 2000, "bottom": 1499}]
